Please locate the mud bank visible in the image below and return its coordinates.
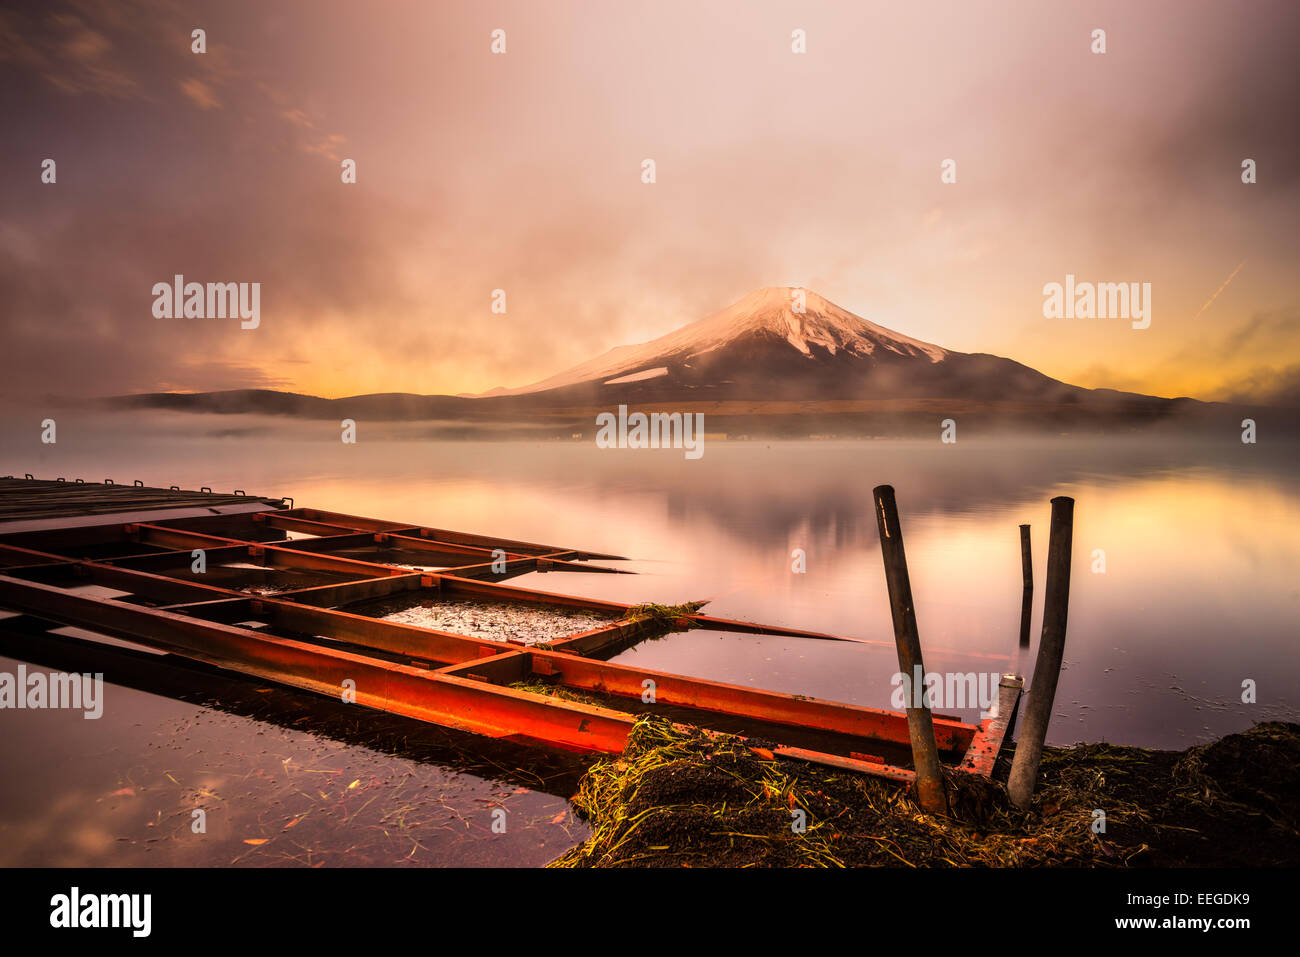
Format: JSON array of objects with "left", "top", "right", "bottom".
[{"left": 550, "top": 719, "right": 1300, "bottom": 868}]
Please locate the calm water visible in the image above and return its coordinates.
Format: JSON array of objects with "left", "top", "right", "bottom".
[{"left": 2, "top": 410, "right": 1297, "bottom": 865}]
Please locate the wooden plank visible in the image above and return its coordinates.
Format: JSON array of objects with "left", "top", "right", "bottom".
[{"left": 0, "top": 478, "right": 283, "bottom": 521}]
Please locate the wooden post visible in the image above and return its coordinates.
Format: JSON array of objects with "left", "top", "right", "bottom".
[
  {"left": 1008, "top": 496, "right": 1074, "bottom": 809},
  {"left": 872, "top": 485, "right": 948, "bottom": 815},
  {"left": 1018, "top": 524, "right": 1033, "bottom": 647}
]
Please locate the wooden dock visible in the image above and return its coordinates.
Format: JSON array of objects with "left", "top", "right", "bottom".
[
  {"left": 0, "top": 478, "right": 1022, "bottom": 785},
  {"left": 0, "top": 475, "right": 284, "bottom": 528}
]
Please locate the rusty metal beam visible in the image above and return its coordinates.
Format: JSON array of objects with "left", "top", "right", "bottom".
[
  {"left": 93, "top": 543, "right": 252, "bottom": 572},
  {"left": 265, "top": 573, "right": 426, "bottom": 608},
  {"left": 959, "top": 675, "right": 1024, "bottom": 777},
  {"left": 436, "top": 649, "right": 531, "bottom": 684},
  {"left": 526, "top": 648, "right": 975, "bottom": 751},
  {"left": 16, "top": 560, "right": 255, "bottom": 605},
  {"left": 253, "top": 512, "right": 413, "bottom": 537},
  {"left": 684, "top": 612, "right": 884, "bottom": 645},
  {"left": 251, "top": 530, "right": 391, "bottom": 555},
  {"left": 770, "top": 745, "right": 915, "bottom": 783},
  {"left": 288, "top": 507, "right": 627, "bottom": 560},
  {"left": 243, "top": 596, "right": 512, "bottom": 665},
  {"left": 0, "top": 543, "right": 82, "bottom": 568},
  {"left": 438, "top": 574, "right": 633, "bottom": 613},
  {"left": 0, "top": 574, "right": 634, "bottom": 753},
  {"left": 130, "top": 523, "right": 404, "bottom": 578},
  {"left": 439, "top": 555, "right": 631, "bottom": 580},
  {"left": 0, "top": 484, "right": 1017, "bottom": 781},
  {"left": 551, "top": 617, "right": 666, "bottom": 656},
  {"left": 0, "top": 572, "right": 981, "bottom": 772}
]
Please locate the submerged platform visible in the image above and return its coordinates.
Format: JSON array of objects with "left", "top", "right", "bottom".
[{"left": 0, "top": 477, "right": 1021, "bottom": 784}]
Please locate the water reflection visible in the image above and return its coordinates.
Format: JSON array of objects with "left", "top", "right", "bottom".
[
  {"left": 2, "top": 413, "right": 1297, "bottom": 867},
  {"left": 0, "top": 623, "right": 588, "bottom": 867}
]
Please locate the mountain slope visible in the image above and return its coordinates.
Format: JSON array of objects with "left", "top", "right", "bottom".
[
  {"left": 497, "top": 287, "right": 948, "bottom": 396},
  {"left": 495, "top": 286, "right": 1093, "bottom": 405},
  {"left": 111, "top": 286, "right": 1220, "bottom": 434}
]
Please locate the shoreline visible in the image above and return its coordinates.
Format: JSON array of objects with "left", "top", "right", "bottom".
[{"left": 551, "top": 719, "right": 1300, "bottom": 868}]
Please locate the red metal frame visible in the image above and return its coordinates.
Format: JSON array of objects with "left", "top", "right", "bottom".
[{"left": 0, "top": 493, "right": 1022, "bottom": 782}]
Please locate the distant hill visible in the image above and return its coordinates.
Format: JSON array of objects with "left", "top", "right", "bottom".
[{"left": 111, "top": 287, "right": 1232, "bottom": 436}]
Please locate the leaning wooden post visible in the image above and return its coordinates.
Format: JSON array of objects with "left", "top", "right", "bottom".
[
  {"left": 872, "top": 485, "right": 948, "bottom": 815},
  {"left": 1018, "top": 524, "right": 1033, "bottom": 647},
  {"left": 1008, "top": 496, "right": 1075, "bottom": 809}
]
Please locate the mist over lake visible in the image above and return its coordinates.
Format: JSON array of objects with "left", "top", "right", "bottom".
[
  {"left": 6, "top": 410, "right": 1295, "bottom": 750},
  {"left": 2, "top": 402, "right": 1296, "bottom": 868}
]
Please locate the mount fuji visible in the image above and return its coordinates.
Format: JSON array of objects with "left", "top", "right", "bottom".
[
  {"left": 483, "top": 286, "right": 1091, "bottom": 405},
  {"left": 114, "top": 286, "right": 1209, "bottom": 434}
]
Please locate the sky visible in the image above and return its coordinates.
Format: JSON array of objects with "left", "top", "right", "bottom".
[{"left": 1, "top": 0, "right": 1298, "bottom": 404}]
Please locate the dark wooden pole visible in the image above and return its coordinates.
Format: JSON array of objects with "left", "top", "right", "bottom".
[
  {"left": 1008, "top": 496, "right": 1075, "bottom": 809},
  {"left": 1018, "top": 524, "right": 1033, "bottom": 647},
  {"left": 872, "top": 485, "right": 948, "bottom": 815}
]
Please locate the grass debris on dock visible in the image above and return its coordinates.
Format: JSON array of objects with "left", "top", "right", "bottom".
[
  {"left": 626, "top": 601, "right": 707, "bottom": 627},
  {"left": 550, "top": 717, "right": 1300, "bottom": 868}
]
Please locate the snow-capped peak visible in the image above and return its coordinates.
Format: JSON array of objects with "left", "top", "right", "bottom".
[
  {"left": 681, "top": 286, "right": 948, "bottom": 363},
  {"left": 492, "top": 286, "right": 949, "bottom": 396}
]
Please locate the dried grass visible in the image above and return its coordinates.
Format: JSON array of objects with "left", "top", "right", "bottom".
[{"left": 550, "top": 717, "right": 1300, "bottom": 868}]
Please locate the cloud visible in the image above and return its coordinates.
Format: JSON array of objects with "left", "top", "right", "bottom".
[
  {"left": 0, "top": 8, "right": 138, "bottom": 97},
  {"left": 0, "top": 0, "right": 1297, "bottom": 402},
  {"left": 179, "top": 77, "right": 220, "bottom": 110},
  {"left": 1068, "top": 364, "right": 1150, "bottom": 396},
  {"left": 1222, "top": 310, "right": 1300, "bottom": 359},
  {"left": 1, "top": 1, "right": 340, "bottom": 159},
  {"left": 1216, "top": 364, "right": 1300, "bottom": 407},
  {"left": 1070, "top": 308, "right": 1300, "bottom": 402}
]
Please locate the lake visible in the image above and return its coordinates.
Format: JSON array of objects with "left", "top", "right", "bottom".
[{"left": 1, "top": 410, "right": 1296, "bottom": 865}]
